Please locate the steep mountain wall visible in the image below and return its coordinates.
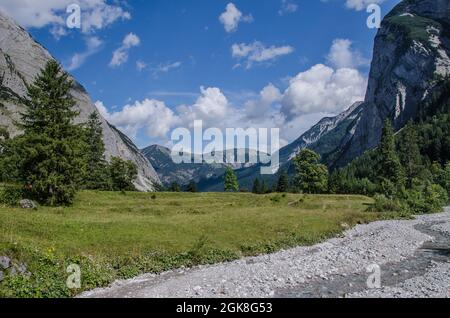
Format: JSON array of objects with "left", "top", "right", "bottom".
[{"left": 0, "top": 12, "right": 160, "bottom": 191}]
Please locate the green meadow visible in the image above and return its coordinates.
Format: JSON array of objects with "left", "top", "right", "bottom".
[{"left": 0, "top": 191, "right": 397, "bottom": 297}]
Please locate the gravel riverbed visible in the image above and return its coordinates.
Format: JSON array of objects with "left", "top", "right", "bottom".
[{"left": 80, "top": 208, "right": 450, "bottom": 298}]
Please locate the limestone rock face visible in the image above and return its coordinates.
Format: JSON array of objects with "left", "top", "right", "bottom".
[
  {"left": 332, "top": 0, "right": 450, "bottom": 166},
  {"left": 0, "top": 12, "right": 160, "bottom": 191}
]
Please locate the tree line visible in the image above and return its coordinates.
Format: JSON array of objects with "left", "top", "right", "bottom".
[
  {"left": 221, "top": 117, "right": 448, "bottom": 214},
  {"left": 0, "top": 61, "right": 138, "bottom": 206}
]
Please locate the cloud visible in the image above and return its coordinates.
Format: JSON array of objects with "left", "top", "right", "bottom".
[
  {"left": 279, "top": 0, "right": 298, "bottom": 16},
  {"left": 0, "top": 0, "right": 130, "bottom": 36},
  {"left": 96, "top": 40, "right": 368, "bottom": 147},
  {"left": 96, "top": 99, "right": 180, "bottom": 139},
  {"left": 109, "top": 33, "right": 140, "bottom": 68},
  {"left": 231, "top": 41, "right": 294, "bottom": 69},
  {"left": 66, "top": 36, "right": 103, "bottom": 71},
  {"left": 327, "top": 39, "right": 370, "bottom": 69},
  {"left": 345, "top": 0, "right": 387, "bottom": 11},
  {"left": 244, "top": 83, "right": 282, "bottom": 120},
  {"left": 219, "top": 3, "right": 253, "bottom": 33},
  {"left": 281, "top": 64, "right": 367, "bottom": 117},
  {"left": 136, "top": 60, "right": 147, "bottom": 71},
  {"left": 151, "top": 61, "right": 182, "bottom": 78},
  {"left": 177, "top": 87, "right": 230, "bottom": 127}
]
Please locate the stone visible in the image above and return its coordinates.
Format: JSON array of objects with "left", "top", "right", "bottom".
[
  {"left": 19, "top": 199, "right": 37, "bottom": 209},
  {"left": 0, "top": 270, "right": 4, "bottom": 282},
  {"left": 0, "top": 256, "right": 11, "bottom": 269}
]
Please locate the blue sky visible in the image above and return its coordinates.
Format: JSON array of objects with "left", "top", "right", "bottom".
[{"left": 1, "top": 0, "right": 400, "bottom": 148}]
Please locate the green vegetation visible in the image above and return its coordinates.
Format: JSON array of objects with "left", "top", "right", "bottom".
[
  {"left": 224, "top": 167, "right": 239, "bottom": 192},
  {"left": 81, "top": 112, "right": 109, "bottom": 191},
  {"left": 0, "top": 191, "right": 389, "bottom": 298},
  {"left": 5, "top": 61, "right": 84, "bottom": 205},
  {"left": 293, "top": 149, "right": 329, "bottom": 194},
  {"left": 0, "top": 61, "right": 139, "bottom": 206},
  {"left": 331, "top": 112, "right": 449, "bottom": 214}
]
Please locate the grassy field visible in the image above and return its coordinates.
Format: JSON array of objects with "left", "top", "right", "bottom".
[{"left": 0, "top": 191, "right": 396, "bottom": 297}]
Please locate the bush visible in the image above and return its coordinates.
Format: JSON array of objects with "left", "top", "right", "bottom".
[
  {"left": 0, "top": 185, "right": 24, "bottom": 206},
  {"left": 369, "top": 194, "right": 407, "bottom": 213},
  {"left": 424, "top": 184, "right": 448, "bottom": 213}
]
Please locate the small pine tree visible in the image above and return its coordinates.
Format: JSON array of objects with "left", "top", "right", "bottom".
[
  {"left": 187, "top": 181, "right": 198, "bottom": 193},
  {"left": 109, "top": 157, "right": 137, "bottom": 191},
  {"left": 224, "top": 167, "right": 239, "bottom": 192},
  {"left": 252, "top": 178, "right": 261, "bottom": 194},
  {"left": 15, "top": 61, "right": 84, "bottom": 205},
  {"left": 378, "top": 119, "right": 405, "bottom": 187},
  {"left": 83, "top": 112, "right": 110, "bottom": 190},
  {"left": 293, "top": 149, "right": 329, "bottom": 194},
  {"left": 169, "top": 181, "right": 181, "bottom": 192},
  {"left": 260, "top": 180, "right": 268, "bottom": 194},
  {"left": 276, "top": 171, "right": 289, "bottom": 193}
]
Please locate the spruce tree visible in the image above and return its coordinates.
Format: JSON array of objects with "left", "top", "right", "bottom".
[
  {"left": 109, "top": 157, "right": 137, "bottom": 191},
  {"left": 83, "top": 112, "right": 109, "bottom": 190},
  {"left": 224, "top": 167, "right": 239, "bottom": 192},
  {"left": 169, "top": 181, "right": 181, "bottom": 192},
  {"left": 260, "top": 180, "right": 269, "bottom": 194},
  {"left": 378, "top": 119, "right": 405, "bottom": 187},
  {"left": 187, "top": 181, "right": 198, "bottom": 193},
  {"left": 276, "top": 171, "right": 289, "bottom": 193},
  {"left": 399, "top": 121, "right": 422, "bottom": 188},
  {"left": 293, "top": 149, "right": 329, "bottom": 194},
  {"left": 16, "top": 60, "right": 84, "bottom": 205},
  {"left": 252, "top": 178, "right": 261, "bottom": 194}
]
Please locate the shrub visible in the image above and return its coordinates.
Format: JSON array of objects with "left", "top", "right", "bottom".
[
  {"left": 0, "top": 185, "right": 24, "bottom": 206},
  {"left": 369, "top": 194, "right": 407, "bottom": 213},
  {"left": 423, "top": 184, "right": 448, "bottom": 214}
]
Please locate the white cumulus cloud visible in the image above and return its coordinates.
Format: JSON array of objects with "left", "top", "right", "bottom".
[
  {"left": 219, "top": 3, "right": 253, "bottom": 33},
  {"left": 0, "top": 0, "right": 130, "bottom": 36},
  {"left": 281, "top": 64, "right": 367, "bottom": 117},
  {"left": 327, "top": 38, "right": 370, "bottom": 69},
  {"left": 96, "top": 99, "right": 180, "bottom": 139}
]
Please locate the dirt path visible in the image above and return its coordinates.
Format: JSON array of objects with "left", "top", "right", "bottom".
[{"left": 79, "top": 208, "right": 450, "bottom": 298}]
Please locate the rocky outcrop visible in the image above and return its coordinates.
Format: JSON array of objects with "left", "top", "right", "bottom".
[
  {"left": 331, "top": 0, "right": 450, "bottom": 167},
  {"left": 0, "top": 12, "right": 160, "bottom": 191}
]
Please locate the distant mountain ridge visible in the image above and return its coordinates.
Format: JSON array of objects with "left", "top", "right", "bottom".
[
  {"left": 0, "top": 12, "right": 161, "bottom": 191},
  {"left": 142, "top": 145, "right": 264, "bottom": 186}
]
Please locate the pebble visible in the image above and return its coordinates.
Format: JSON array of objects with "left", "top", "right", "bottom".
[{"left": 79, "top": 208, "right": 450, "bottom": 298}]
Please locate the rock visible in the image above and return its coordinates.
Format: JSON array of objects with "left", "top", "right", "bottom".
[
  {"left": 0, "top": 256, "right": 11, "bottom": 269},
  {"left": 19, "top": 199, "right": 37, "bottom": 209},
  {"left": 332, "top": 0, "right": 450, "bottom": 166},
  {"left": 0, "top": 12, "right": 161, "bottom": 191},
  {"left": 0, "top": 270, "right": 3, "bottom": 282}
]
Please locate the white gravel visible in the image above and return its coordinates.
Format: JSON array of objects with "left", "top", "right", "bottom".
[{"left": 79, "top": 208, "right": 450, "bottom": 298}]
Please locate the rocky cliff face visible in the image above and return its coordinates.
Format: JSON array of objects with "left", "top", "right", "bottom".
[
  {"left": 332, "top": 0, "right": 450, "bottom": 167},
  {"left": 0, "top": 12, "right": 160, "bottom": 191}
]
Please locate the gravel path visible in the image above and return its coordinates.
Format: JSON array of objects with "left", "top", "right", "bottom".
[{"left": 79, "top": 208, "right": 450, "bottom": 298}]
